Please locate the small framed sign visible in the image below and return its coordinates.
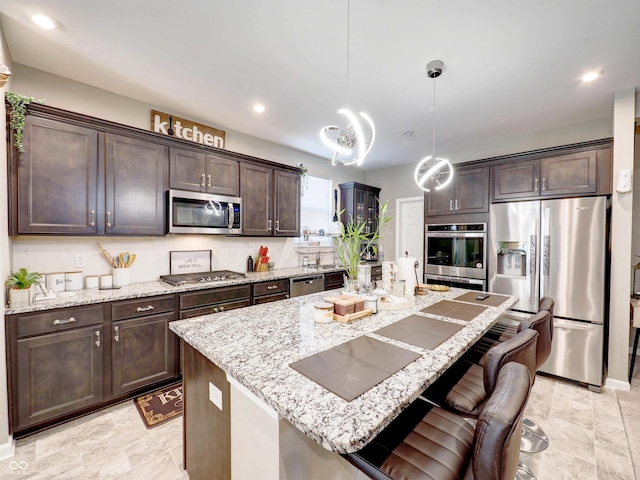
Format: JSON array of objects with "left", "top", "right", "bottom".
[{"left": 170, "top": 250, "right": 212, "bottom": 275}]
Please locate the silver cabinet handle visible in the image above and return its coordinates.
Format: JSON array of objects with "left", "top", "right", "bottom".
[
  {"left": 454, "top": 199, "right": 459, "bottom": 210},
  {"left": 201, "top": 173, "right": 206, "bottom": 187},
  {"left": 449, "top": 199, "right": 454, "bottom": 211},
  {"left": 219, "top": 305, "right": 224, "bottom": 312},
  {"left": 275, "top": 220, "right": 280, "bottom": 231},
  {"left": 136, "top": 305, "right": 154, "bottom": 312},
  {"left": 53, "top": 316, "right": 77, "bottom": 325},
  {"left": 207, "top": 174, "right": 212, "bottom": 188},
  {"left": 95, "top": 330, "right": 101, "bottom": 348},
  {"left": 106, "top": 211, "right": 111, "bottom": 227},
  {"left": 267, "top": 285, "right": 279, "bottom": 290},
  {"left": 213, "top": 306, "right": 219, "bottom": 313},
  {"left": 542, "top": 178, "right": 547, "bottom": 191},
  {"left": 534, "top": 178, "right": 539, "bottom": 192},
  {"left": 114, "top": 325, "right": 119, "bottom": 343},
  {"left": 89, "top": 210, "right": 95, "bottom": 226},
  {"left": 267, "top": 219, "right": 272, "bottom": 230}
]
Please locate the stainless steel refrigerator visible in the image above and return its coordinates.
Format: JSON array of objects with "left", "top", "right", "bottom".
[{"left": 488, "top": 196, "right": 608, "bottom": 389}]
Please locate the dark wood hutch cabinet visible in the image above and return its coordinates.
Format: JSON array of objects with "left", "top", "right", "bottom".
[{"left": 339, "top": 182, "right": 381, "bottom": 234}]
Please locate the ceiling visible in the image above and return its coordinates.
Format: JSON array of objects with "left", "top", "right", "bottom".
[{"left": 1, "top": 1, "right": 639, "bottom": 170}]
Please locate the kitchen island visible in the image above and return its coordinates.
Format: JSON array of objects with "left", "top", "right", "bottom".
[{"left": 169, "top": 287, "right": 517, "bottom": 480}]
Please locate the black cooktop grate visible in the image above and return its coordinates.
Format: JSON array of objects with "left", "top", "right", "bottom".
[{"left": 160, "top": 270, "right": 246, "bottom": 286}]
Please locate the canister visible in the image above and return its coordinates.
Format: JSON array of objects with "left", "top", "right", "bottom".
[
  {"left": 100, "top": 274, "right": 113, "bottom": 288},
  {"left": 85, "top": 275, "right": 99, "bottom": 289},
  {"left": 313, "top": 302, "right": 334, "bottom": 323},
  {"left": 363, "top": 295, "right": 378, "bottom": 313},
  {"left": 46, "top": 272, "right": 66, "bottom": 292},
  {"left": 65, "top": 271, "right": 83, "bottom": 291}
]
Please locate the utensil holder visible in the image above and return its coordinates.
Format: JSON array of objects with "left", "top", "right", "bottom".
[{"left": 112, "top": 268, "right": 130, "bottom": 287}]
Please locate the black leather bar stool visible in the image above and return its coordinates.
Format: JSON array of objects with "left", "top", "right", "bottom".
[{"left": 344, "top": 362, "right": 532, "bottom": 480}]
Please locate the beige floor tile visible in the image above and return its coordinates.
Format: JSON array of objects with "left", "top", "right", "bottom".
[
  {"left": 537, "top": 449, "right": 597, "bottom": 480},
  {"left": 595, "top": 447, "right": 636, "bottom": 480},
  {"left": 545, "top": 417, "right": 595, "bottom": 465}
]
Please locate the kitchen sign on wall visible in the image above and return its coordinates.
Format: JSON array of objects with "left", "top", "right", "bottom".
[{"left": 151, "top": 110, "right": 225, "bottom": 148}]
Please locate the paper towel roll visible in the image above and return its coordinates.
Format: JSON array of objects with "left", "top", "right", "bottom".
[{"left": 397, "top": 257, "right": 417, "bottom": 297}]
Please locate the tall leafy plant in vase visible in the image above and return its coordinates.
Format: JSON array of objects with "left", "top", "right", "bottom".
[{"left": 335, "top": 200, "right": 391, "bottom": 291}]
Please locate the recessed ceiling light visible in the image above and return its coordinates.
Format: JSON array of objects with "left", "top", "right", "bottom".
[
  {"left": 403, "top": 131, "right": 414, "bottom": 137},
  {"left": 581, "top": 71, "right": 602, "bottom": 82},
  {"left": 253, "top": 104, "right": 265, "bottom": 113},
  {"left": 31, "top": 13, "right": 56, "bottom": 30}
]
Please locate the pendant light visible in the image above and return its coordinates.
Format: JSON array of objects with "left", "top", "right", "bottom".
[
  {"left": 414, "top": 60, "right": 454, "bottom": 192},
  {"left": 319, "top": 0, "right": 375, "bottom": 166}
]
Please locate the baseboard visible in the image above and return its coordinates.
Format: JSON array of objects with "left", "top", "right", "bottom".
[
  {"left": 0, "top": 436, "right": 15, "bottom": 461},
  {"left": 604, "top": 377, "right": 631, "bottom": 391}
]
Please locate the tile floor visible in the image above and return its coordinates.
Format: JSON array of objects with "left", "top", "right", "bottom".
[{"left": 1, "top": 364, "right": 639, "bottom": 479}]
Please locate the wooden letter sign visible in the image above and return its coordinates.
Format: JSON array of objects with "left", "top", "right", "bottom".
[{"left": 151, "top": 110, "right": 225, "bottom": 148}]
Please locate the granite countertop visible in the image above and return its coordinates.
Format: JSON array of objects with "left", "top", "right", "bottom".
[
  {"left": 169, "top": 288, "right": 517, "bottom": 453},
  {"left": 5, "top": 266, "right": 345, "bottom": 315}
]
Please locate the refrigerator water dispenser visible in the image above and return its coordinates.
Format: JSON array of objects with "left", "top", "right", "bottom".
[{"left": 496, "top": 242, "right": 527, "bottom": 277}]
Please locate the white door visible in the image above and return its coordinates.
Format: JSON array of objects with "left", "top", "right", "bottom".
[{"left": 396, "top": 197, "right": 424, "bottom": 272}]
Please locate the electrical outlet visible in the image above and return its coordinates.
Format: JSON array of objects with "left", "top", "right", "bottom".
[{"left": 75, "top": 254, "right": 87, "bottom": 268}]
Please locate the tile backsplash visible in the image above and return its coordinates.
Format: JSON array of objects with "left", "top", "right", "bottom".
[{"left": 12, "top": 236, "right": 300, "bottom": 283}]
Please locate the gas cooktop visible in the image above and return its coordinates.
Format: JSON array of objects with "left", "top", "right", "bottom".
[{"left": 160, "top": 270, "right": 246, "bottom": 286}]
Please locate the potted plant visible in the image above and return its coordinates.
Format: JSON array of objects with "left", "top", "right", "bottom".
[
  {"left": 335, "top": 200, "right": 391, "bottom": 291},
  {"left": 6, "top": 268, "right": 42, "bottom": 307}
]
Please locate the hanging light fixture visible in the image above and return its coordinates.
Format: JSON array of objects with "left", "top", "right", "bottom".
[
  {"left": 319, "top": 0, "right": 375, "bottom": 166},
  {"left": 414, "top": 60, "right": 454, "bottom": 192}
]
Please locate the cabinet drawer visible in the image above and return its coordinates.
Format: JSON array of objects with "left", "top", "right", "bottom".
[
  {"left": 180, "top": 299, "right": 252, "bottom": 319},
  {"left": 16, "top": 305, "right": 104, "bottom": 338},
  {"left": 112, "top": 295, "right": 175, "bottom": 321},
  {"left": 252, "top": 293, "right": 290, "bottom": 305},
  {"left": 253, "top": 279, "right": 289, "bottom": 297},
  {"left": 180, "top": 286, "right": 251, "bottom": 310}
]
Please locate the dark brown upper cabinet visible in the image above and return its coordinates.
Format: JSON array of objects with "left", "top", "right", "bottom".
[
  {"left": 240, "top": 164, "right": 300, "bottom": 236},
  {"left": 16, "top": 116, "right": 100, "bottom": 235},
  {"left": 425, "top": 167, "right": 489, "bottom": 217},
  {"left": 169, "top": 147, "right": 239, "bottom": 196},
  {"left": 492, "top": 149, "right": 611, "bottom": 202},
  {"left": 11, "top": 116, "right": 168, "bottom": 235}
]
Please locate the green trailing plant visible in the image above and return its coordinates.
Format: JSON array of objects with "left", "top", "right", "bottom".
[
  {"left": 335, "top": 200, "right": 391, "bottom": 279},
  {"left": 5, "top": 92, "right": 45, "bottom": 153},
  {"left": 6, "top": 268, "right": 41, "bottom": 290}
]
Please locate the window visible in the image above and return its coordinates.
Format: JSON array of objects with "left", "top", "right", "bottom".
[{"left": 300, "top": 174, "right": 332, "bottom": 234}]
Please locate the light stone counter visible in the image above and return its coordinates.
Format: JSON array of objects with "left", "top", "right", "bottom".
[
  {"left": 4, "top": 266, "right": 345, "bottom": 315},
  {"left": 169, "top": 288, "right": 517, "bottom": 454}
]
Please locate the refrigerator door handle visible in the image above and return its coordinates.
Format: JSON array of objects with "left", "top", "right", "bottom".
[
  {"left": 553, "top": 319, "right": 596, "bottom": 332},
  {"left": 529, "top": 233, "right": 537, "bottom": 311},
  {"left": 541, "top": 207, "right": 550, "bottom": 298}
]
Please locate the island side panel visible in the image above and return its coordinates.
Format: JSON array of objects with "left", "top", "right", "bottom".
[{"left": 183, "top": 340, "right": 231, "bottom": 480}]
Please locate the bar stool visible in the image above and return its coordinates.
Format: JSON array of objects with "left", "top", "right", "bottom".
[{"left": 343, "top": 362, "right": 532, "bottom": 480}]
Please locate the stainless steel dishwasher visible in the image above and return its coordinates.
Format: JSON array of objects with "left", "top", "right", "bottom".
[{"left": 290, "top": 274, "right": 325, "bottom": 297}]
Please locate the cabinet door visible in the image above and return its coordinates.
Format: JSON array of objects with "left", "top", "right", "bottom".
[
  {"left": 540, "top": 150, "right": 597, "bottom": 196},
  {"left": 112, "top": 313, "right": 177, "bottom": 396},
  {"left": 274, "top": 170, "right": 301, "bottom": 236},
  {"left": 169, "top": 147, "right": 207, "bottom": 192},
  {"left": 206, "top": 155, "right": 240, "bottom": 196},
  {"left": 16, "top": 326, "right": 104, "bottom": 429},
  {"left": 455, "top": 167, "right": 489, "bottom": 214},
  {"left": 364, "top": 190, "right": 379, "bottom": 234},
  {"left": 105, "top": 134, "right": 168, "bottom": 235},
  {"left": 425, "top": 180, "right": 455, "bottom": 216},
  {"left": 17, "top": 116, "right": 99, "bottom": 234},
  {"left": 240, "top": 163, "right": 273, "bottom": 236},
  {"left": 493, "top": 160, "right": 540, "bottom": 201}
]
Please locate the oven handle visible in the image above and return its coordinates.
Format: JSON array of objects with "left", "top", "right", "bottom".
[{"left": 427, "top": 232, "right": 486, "bottom": 238}]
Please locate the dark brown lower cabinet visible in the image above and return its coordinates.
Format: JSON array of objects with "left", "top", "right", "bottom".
[
  {"left": 16, "top": 325, "right": 104, "bottom": 429},
  {"left": 112, "top": 312, "right": 177, "bottom": 396}
]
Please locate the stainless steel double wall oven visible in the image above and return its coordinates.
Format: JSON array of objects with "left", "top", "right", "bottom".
[{"left": 424, "top": 223, "right": 487, "bottom": 291}]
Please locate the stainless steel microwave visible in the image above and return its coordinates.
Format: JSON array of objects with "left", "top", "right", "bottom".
[{"left": 168, "top": 189, "right": 242, "bottom": 235}]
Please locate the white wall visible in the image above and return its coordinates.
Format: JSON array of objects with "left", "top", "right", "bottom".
[{"left": 0, "top": 26, "right": 14, "bottom": 459}]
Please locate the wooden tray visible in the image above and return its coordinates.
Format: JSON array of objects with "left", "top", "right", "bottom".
[{"left": 333, "top": 308, "right": 374, "bottom": 324}]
